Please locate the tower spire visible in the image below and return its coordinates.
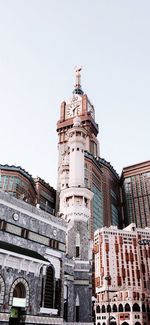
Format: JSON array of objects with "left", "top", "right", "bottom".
[{"left": 73, "top": 67, "right": 84, "bottom": 95}]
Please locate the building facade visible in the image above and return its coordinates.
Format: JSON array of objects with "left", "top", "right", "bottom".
[
  {"left": 0, "top": 164, "right": 56, "bottom": 215},
  {"left": 121, "top": 161, "right": 150, "bottom": 228},
  {"left": 0, "top": 191, "right": 66, "bottom": 325},
  {"left": 94, "top": 223, "right": 150, "bottom": 325}
]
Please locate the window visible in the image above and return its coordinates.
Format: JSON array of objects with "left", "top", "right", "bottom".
[
  {"left": 76, "top": 233, "right": 80, "bottom": 258},
  {"left": 118, "top": 304, "right": 123, "bottom": 312},
  {"left": 21, "top": 228, "right": 29, "bottom": 239},
  {"left": 124, "top": 303, "right": 131, "bottom": 312},
  {"left": 133, "top": 303, "right": 140, "bottom": 312},
  {"left": 113, "top": 304, "right": 117, "bottom": 312},
  {"left": 75, "top": 295, "right": 80, "bottom": 322},
  {"left": 96, "top": 305, "right": 100, "bottom": 313},
  {"left": 0, "top": 219, "right": 7, "bottom": 231},
  {"left": 43, "top": 266, "right": 54, "bottom": 308},
  {"left": 101, "top": 305, "right": 106, "bottom": 313}
]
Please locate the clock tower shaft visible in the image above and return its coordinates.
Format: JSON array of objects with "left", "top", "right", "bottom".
[{"left": 59, "top": 116, "right": 93, "bottom": 322}]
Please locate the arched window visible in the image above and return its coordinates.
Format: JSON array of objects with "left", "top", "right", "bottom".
[
  {"left": 112, "top": 304, "right": 117, "bottom": 312},
  {"left": 102, "top": 305, "right": 106, "bottom": 313},
  {"left": 133, "top": 303, "right": 140, "bottom": 312},
  {"left": 121, "top": 322, "right": 129, "bottom": 325},
  {"left": 118, "top": 303, "right": 123, "bottom": 312},
  {"left": 44, "top": 266, "right": 54, "bottom": 308},
  {"left": 107, "top": 304, "right": 111, "bottom": 313},
  {"left": 96, "top": 305, "right": 100, "bottom": 313},
  {"left": 76, "top": 233, "right": 80, "bottom": 258},
  {"left": 9, "top": 278, "right": 29, "bottom": 307},
  {"left": 125, "top": 303, "right": 131, "bottom": 312},
  {"left": 135, "top": 322, "right": 141, "bottom": 325},
  {"left": 147, "top": 304, "right": 150, "bottom": 312}
]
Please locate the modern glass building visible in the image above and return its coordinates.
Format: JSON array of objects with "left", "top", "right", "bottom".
[
  {"left": 85, "top": 152, "right": 123, "bottom": 238},
  {"left": 121, "top": 161, "right": 150, "bottom": 228},
  {"left": 0, "top": 164, "right": 56, "bottom": 215}
]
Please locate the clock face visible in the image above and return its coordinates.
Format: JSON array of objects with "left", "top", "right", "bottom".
[{"left": 66, "top": 95, "right": 82, "bottom": 118}]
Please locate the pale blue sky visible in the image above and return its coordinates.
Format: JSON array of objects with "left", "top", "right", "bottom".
[{"left": 0, "top": 0, "right": 149, "bottom": 188}]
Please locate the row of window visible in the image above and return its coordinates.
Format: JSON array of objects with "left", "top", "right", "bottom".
[{"left": 96, "top": 303, "right": 150, "bottom": 313}]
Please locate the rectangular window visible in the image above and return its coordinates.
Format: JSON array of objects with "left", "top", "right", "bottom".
[
  {"left": 76, "top": 246, "right": 80, "bottom": 258},
  {"left": 76, "top": 306, "right": 80, "bottom": 322}
]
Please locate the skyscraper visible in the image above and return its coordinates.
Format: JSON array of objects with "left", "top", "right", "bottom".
[{"left": 122, "top": 161, "right": 150, "bottom": 228}]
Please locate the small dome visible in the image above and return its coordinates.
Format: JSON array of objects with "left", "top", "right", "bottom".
[
  {"left": 73, "top": 87, "right": 84, "bottom": 95},
  {"left": 73, "top": 116, "right": 81, "bottom": 127}
]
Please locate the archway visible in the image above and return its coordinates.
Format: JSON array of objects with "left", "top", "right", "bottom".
[
  {"left": 112, "top": 304, "right": 117, "bottom": 312},
  {"left": 125, "top": 303, "right": 131, "bottom": 312},
  {"left": 102, "top": 305, "right": 106, "bottom": 313},
  {"left": 135, "top": 322, "right": 141, "bottom": 325},
  {"left": 13, "top": 283, "right": 26, "bottom": 298},
  {"left": 133, "top": 303, "right": 140, "bottom": 312},
  {"left": 9, "top": 278, "right": 29, "bottom": 307},
  {"left": 121, "top": 322, "right": 129, "bottom": 325},
  {"left": 118, "top": 303, "right": 123, "bottom": 312},
  {"left": 9, "top": 278, "right": 29, "bottom": 325},
  {"left": 107, "top": 304, "right": 111, "bottom": 313}
]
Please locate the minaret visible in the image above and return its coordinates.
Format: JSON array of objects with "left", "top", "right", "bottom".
[
  {"left": 59, "top": 115, "right": 93, "bottom": 251},
  {"left": 57, "top": 69, "right": 100, "bottom": 194},
  {"left": 59, "top": 114, "right": 93, "bottom": 322}
]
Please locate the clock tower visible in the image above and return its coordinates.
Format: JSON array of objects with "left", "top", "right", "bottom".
[
  {"left": 57, "top": 68, "right": 100, "bottom": 193},
  {"left": 57, "top": 70, "right": 95, "bottom": 322}
]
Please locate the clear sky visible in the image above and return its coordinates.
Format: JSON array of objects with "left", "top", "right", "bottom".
[{"left": 0, "top": 0, "right": 149, "bottom": 188}]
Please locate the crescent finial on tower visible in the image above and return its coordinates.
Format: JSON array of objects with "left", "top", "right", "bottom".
[{"left": 73, "top": 66, "right": 84, "bottom": 95}]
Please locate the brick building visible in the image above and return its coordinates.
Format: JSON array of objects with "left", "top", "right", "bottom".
[{"left": 94, "top": 223, "right": 150, "bottom": 325}]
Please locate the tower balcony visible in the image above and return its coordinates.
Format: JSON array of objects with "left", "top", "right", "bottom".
[
  {"left": 60, "top": 186, "right": 93, "bottom": 201},
  {"left": 61, "top": 204, "right": 91, "bottom": 220}
]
